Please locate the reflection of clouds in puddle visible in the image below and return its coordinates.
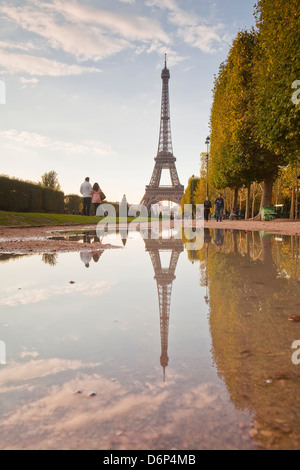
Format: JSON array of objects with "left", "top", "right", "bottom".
[
  {"left": 0, "top": 369, "right": 166, "bottom": 449},
  {"left": 0, "top": 281, "right": 116, "bottom": 307},
  {"left": 0, "top": 358, "right": 244, "bottom": 450},
  {"left": 20, "top": 350, "right": 39, "bottom": 359},
  {"left": 0, "top": 358, "right": 100, "bottom": 386}
]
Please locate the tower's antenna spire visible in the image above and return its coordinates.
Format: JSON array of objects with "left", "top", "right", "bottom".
[{"left": 164, "top": 53, "right": 167, "bottom": 68}]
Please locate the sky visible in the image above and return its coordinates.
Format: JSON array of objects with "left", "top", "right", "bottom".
[{"left": 0, "top": 0, "right": 257, "bottom": 204}]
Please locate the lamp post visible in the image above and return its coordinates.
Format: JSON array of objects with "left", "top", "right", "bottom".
[{"left": 205, "top": 136, "right": 210, "bottom": 197}]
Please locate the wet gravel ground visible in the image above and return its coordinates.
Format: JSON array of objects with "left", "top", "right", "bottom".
[
  {"left": 0, "top": 225, "right": 120, "bottom": 253},
  {"left": 0, "top": 219, "right": 300, "bottom": 254}
]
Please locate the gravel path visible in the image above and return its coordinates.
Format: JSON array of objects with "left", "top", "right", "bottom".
[{"left": 0, "top": 219, "right": 300, "bottom": 253}]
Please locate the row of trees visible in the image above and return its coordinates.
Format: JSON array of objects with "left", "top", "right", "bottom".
[{"left": 194, "top": 0, "right": 300, "bottom": 218}]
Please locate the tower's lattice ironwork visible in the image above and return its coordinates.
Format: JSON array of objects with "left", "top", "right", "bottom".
[
  {"left": 140, "top": 56, "right": 184, "bottom": 210},
  {"left": 144, "top": 232, "right": 184, "bottom": 380}
]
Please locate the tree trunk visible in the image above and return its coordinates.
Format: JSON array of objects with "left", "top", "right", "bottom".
[
  {"left": 260, "top": 171, "right": 276, "bottom": 208},
  {"left": 251, "top": 171, "right": 276, "bottom": 221},
  {"left": 258, "top": 172, "right": 276, "bottom": 219},
  {"left": 245, "top": 185, "right": 250, "bottom": 220},
  {"left": 232, "top": 187, "right": 238, "bottom": 211},
  {"left": 295, "top": 165, "right": 299, "bottom": 219},
  {"left": 246, "top": 232, "right": 250, "bottom": 256},
  {"left": 275, "top": 178, "right": 280, "bottom": 206},
  {"left": 261, "top": 235, "right": 277, "bottom": 278},
  {"left": 252, "top": 193, "right": 256, "bottom": 219},
  {"left": 290, "top": 186, "right": 295, "bottom": 220},
  {"left": 232, "top": 230, "right": 238, "bottom": 254}
]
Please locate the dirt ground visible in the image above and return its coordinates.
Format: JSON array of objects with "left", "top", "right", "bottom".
[
  {"left": 204, "top": 218, "right": 300, "bottom": 235},
  {"left": 0, "top": 219, "right": 300, "bottom": 254},
  {"left": 0, "top": 224, "right": 117, "bottom": 254}
]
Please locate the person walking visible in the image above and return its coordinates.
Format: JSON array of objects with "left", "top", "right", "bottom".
[
  {"left": 91, "top": 182, "right": 102, "bottom": 215},
  {"left": 80, "top": 177, "right": 92, "bottom": 216},
  {"left": 204, "top": 196, "right": 212, "bottom": 222},
  {"left": 214, "top": 229, "right": 224, "bottom": 249},
  {"left": 214, "top": 193, "right": 224, "bottom": 222}
]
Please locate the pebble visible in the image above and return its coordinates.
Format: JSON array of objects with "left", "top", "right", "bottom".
[
  {"left": 73, "top": 388, "right": 83, "bottom": 394},
  {"left": 288, "top": 316, "right": 300, "bottom": 322},
  {"left": 69, "top": 281, "right": 75, "bottom": 284},
  {"left": 87, "top": 390, "right": 97, "bottom": 397},
  {"left": 249, "top": 429, "right": 258, "bottom": 438},
  {"left": 277, "top": 425, "right": 292, "bottom": 434},
  {"left": 260, "top": 430, "right": 273, "bottom": 438}
]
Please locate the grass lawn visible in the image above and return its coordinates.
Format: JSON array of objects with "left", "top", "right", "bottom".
[{"left": 0, "top": 211, "right": 151, "bottom": 227}]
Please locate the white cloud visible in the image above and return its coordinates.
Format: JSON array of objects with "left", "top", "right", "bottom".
[
  {"left": 146, "top": 0, "right": 177, "bottom": 9},
  {"left": 0, "top": 0, "right": 232, "bottom": 84},
  {"left": 0, "top": 130, "right": 115, "bottom": 156},
  {"left": 0, "top": 1, "right": 170, "bottom": 68},
  {"left": 178, "top": 24, "right": 223, "bottom": 54},
  {"left": 0, "top": 40, "right": 37, "bottom": 52},
  {"left": 20, "top": 77, "right": 39, "bottom": 84},
  {"left": 0, "top": 51, "right": 100, "bottom": 77},
  {"left": 19, "top": 77, "right": 39, "bottom": 88},
  {"left": 146, "top": 43, "right": 185, "bottom": 67},
  {"left": 146, "top": 0, "right": 226, "bottom": 53},
  {"left": 48, "top": 0, "right": 170, "bottom": 43}
]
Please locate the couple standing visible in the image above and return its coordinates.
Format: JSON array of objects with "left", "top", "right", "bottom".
[
  {"left": 80, "top": 177, "right": 105, "bottom": 216},
  {"left": 204, "top": 193, "right": 224, "bottom": 222}
]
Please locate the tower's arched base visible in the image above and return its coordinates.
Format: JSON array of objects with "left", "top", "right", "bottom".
[{"left": 140, "top": 186, "right": 184, "bottom": 211}]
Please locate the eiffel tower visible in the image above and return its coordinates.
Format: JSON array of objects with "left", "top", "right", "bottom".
[
  {"left": 141, "top": 55, "right": 184, "bottom": 210},
  {"left": 144, "top": 228, "right": 183, "bottom": 380}
]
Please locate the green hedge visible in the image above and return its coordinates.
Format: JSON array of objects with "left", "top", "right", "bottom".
[
  {"left": 0, "top": 175, "right": 64, "bottom": 213},
  {"left": 64, "top": 194, "right": 82, "bottom": 214}
]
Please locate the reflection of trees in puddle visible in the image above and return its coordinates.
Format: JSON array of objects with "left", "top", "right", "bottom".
[
  {"left": 0, "top": 254, "right": 30, "bottom": 263},
  {"left": 184, "top": 229, "right": 300, "bottom": 450},
  {"left": 52, "top": 228, "right": 129, "bottom": 247},
  {"left": 41, "top": 253, "right": 58, "bottom": 266}
]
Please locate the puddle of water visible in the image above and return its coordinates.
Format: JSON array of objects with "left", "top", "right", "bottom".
[
  {"left": 0, "top": 229, "right": 300, "bottom": 450},
  {"left": 48, "top": 228, "right": 140, "bottom": 246}
]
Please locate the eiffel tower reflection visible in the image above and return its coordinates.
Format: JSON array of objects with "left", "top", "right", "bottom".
[{"left": 143, "top": 226, "right": 184, "bottom": 381}]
